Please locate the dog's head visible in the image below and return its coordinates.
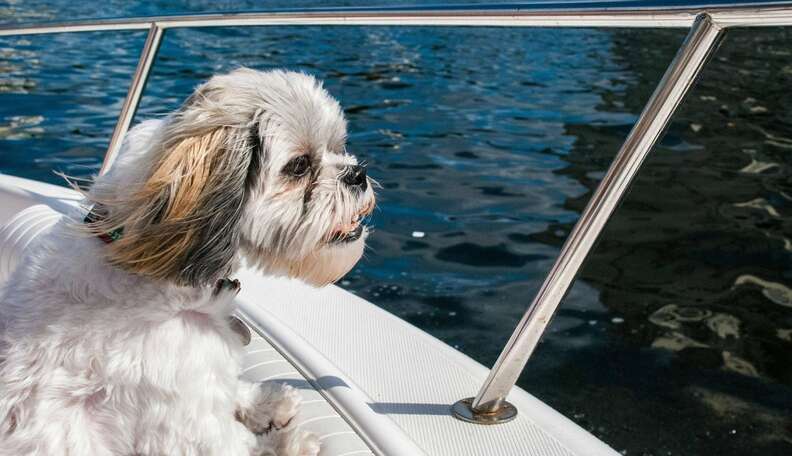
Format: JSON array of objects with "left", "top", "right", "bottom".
[{"left": 88, "top": 68, "right": 375, "bottom": 287}]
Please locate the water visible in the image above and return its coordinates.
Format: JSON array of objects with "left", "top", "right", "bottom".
[{"left": 2, "top": 2, "right": 792, "bottom": 455}]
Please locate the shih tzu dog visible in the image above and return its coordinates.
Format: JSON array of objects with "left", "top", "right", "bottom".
[{"left": 0, "top": 68, "right": 374, "bottom": 455}]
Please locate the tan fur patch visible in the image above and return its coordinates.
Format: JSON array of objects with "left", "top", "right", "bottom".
[{"left": 88, "top": 128, "right": 242, "bottom": 285}]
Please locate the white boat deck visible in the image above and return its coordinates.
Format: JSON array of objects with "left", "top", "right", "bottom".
[{"left": 0, "top": 174, "right": 618, "bottom": 456}]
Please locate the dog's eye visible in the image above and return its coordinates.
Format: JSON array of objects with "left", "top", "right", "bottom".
[{"left": 283, "top": 155, "right": 311, "bottom": 178}]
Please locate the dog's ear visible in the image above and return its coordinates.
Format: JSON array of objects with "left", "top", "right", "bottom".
[{"left": 93, "top": 125, "right": 257, "bottom": 287}]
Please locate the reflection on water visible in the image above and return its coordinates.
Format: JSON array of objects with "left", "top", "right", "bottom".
[
  {"left": 1, "top": 3, "right": 791, "bottom": 455},
  {"left": 527, "top": 27, "right": 792, "bottom": 455}
]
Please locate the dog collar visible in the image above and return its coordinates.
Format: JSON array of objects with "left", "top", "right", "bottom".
[{"left": 83, "top": 207, "right": 123, "bottom": 244}]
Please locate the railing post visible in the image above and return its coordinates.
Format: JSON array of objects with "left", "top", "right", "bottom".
[
  {"left": 99, "top": 23, "right": 163, "bottom": 175},
  {"left": 452, "top": 13, "right": 725, "bottom": 425}
]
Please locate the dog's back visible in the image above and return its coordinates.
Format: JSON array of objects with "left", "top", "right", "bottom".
[{"left": 0, "top": 216, "right": 251, "bottom": 455}]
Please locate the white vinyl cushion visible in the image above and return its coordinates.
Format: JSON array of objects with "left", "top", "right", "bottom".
[
  {"left": 235, "top": 273, "right": 616, "bottom": 456},
  {"left": 0, "top": 204, "right": 63, "bottom": 284},
  {"left": 241, "top": 336, "right": 374, "bottom": 456}
]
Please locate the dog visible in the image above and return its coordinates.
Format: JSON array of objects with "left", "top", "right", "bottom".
[{"left": 0, "top": 68, "right": 375, "bottom": 455}]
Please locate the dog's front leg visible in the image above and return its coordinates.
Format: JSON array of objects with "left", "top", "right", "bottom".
[
  {"left": 235, "top": 381, "right": 300, "bottom": 434},
  {"left": 236, "top": 381, "right": 319, "bottom": 456}
]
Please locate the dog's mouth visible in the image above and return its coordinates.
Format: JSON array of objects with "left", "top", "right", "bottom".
[
  {"left": 330, "top": 223, "right": 364, "bottom": 244},
  {"left": 329, "top": 202, "right": 374, "bottom": 244}
]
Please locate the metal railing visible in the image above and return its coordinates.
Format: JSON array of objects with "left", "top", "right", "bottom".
[
  {"left": 455, "top": 12, "right": 725, "bottom": 423},
  {"left": 1, "top": 2, "right": 790, "bottom": 425}
]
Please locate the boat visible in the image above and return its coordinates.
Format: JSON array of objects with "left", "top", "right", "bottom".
[{"left": 1, "top": 2, "right": 791, "bottom": 455}]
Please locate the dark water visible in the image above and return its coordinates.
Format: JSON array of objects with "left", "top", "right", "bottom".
[{"left": 2, "top": 2, "right": 792, "bottom": 455}]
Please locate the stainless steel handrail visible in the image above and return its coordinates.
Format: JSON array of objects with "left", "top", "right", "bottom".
[
  {"left": 3, "top": 3, "right": 792, "bottom": 35},
  {"left": 100, "top": 24, "right": 163, "bottom": 174},
  {"left": 0, "top": 3, "right": 785, "bottom": 426},
  {"left": 454, "top": 12, "right": 725, "bottom": 423}
]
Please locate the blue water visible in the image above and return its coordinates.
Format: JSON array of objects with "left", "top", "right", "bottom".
[{"left": 2, "top": 2, "right": 792, "bottom": 454}]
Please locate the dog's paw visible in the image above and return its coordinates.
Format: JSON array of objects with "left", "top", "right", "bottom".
[
  {"left": 268, "top": 383, "right": 302, "bottom": 430},
  {"left": 281, "top": 430, "right": 320, "bottom": 456},
  {"left": 238, "top": 383, "right": 301, "bottom": 434},
  {"left": 251, "top": 432, "right": 278, "bottom": 456},
  {"left": 257, "top": 429, "right": 319, "bottom": 456},
  {"left": 214, "top": 278, "right": 241, "bottom": 296}
]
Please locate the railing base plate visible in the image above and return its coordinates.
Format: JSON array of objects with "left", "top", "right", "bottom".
[{"left": 451, "top": 397, "right": 517, "bottom": 425}]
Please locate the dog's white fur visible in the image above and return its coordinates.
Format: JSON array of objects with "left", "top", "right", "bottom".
[{"left": 0, "top": 68, "right": 374, "bottom": 455}]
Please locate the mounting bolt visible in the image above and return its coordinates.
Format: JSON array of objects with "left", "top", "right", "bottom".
[{"left": 451, "top": 397, "right": 517, "bottom": 425}]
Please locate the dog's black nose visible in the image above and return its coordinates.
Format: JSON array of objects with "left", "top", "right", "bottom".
[{"left": 342, "top": 164, "right": 368, "bottom": 191}]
